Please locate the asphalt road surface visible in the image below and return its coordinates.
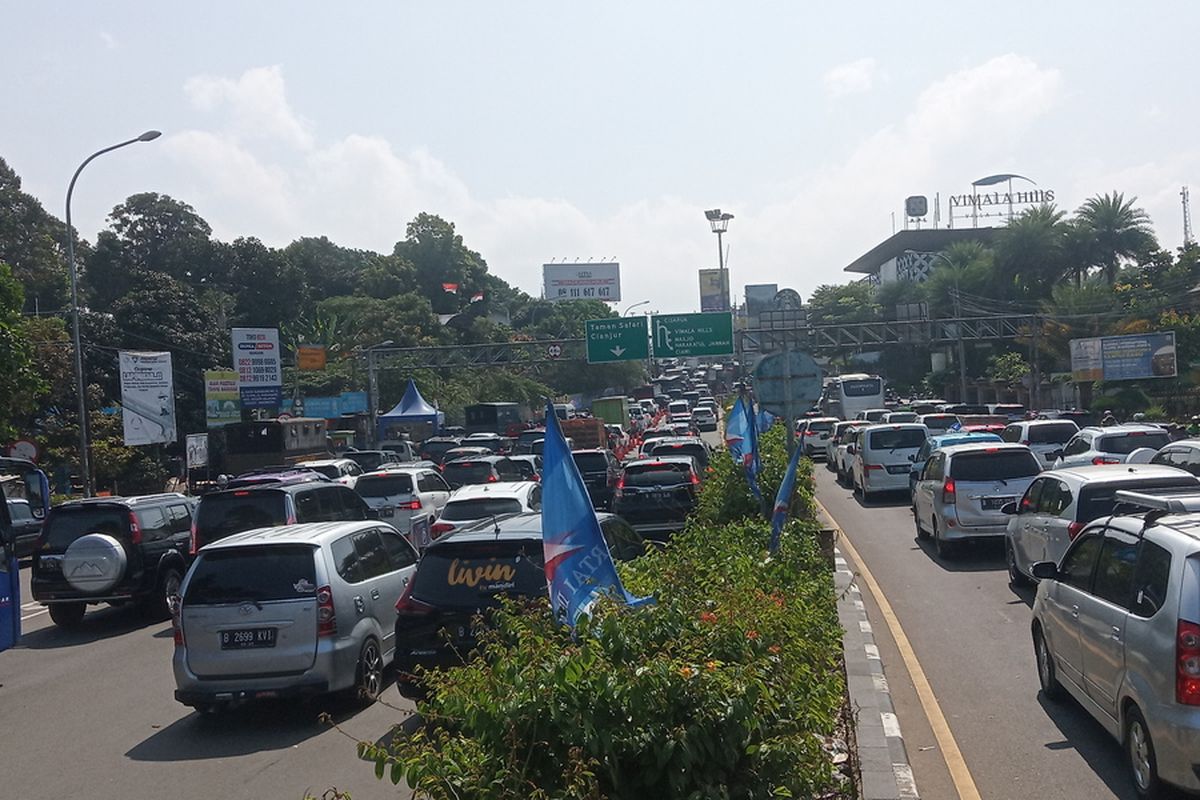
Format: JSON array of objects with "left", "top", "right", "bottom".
[
  {"left": 814, "top": 467, "right": 1144, "bottom": 800},
  {"left": 0, "top": 571, "right": 411, "bottom": 800}
]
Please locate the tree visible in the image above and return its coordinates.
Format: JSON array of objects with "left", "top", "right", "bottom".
[
  {"left": 805, "top": 282, "right": 880, "bottom": 325},
  {"left": 393, "top": 213, "right": 491, "bottom": 312},
  {"left": 222, "top": 237, "right": 309, "bottom": 329},
  {"left": 0, "top": 157, "right": 74, "bottom": 313},
  {"left": 994, "top": 205, "right": 1069, "bottom": 301},
  {"left": 1074, "top": 192, "right": 1158, "bottom": 285},
  {"left": 0, "top": 262, "right": 45, "bottom": 438}
]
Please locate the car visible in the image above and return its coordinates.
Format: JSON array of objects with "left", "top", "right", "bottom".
[
  {"left": 643, "top": 437, "right": 710, "bottom": 472},
  {"left": 834, "top": 425, "right": 866, "bottom": 486},
  {"left": 1029, "top": 491, "right": 1200, "bottom": 797},
  {"left": 227, "top": 467, "right": 328, "bottom": 488},
  {"left": 463, "top": 432, "right": 508, "bottom": 454},
  {"left": 913, "top": 443, "right": 1042, "bottom": 558},
  {"left": 1003, "top": 464, "right": 1200, "bottom": 586},
  {"left": 1149, "top": 439, "right": 1200, "bottom": 477},
  {"left": 417, "top": 437, "right": 463, "bottom": 465},
  {"left": 1054, "top": 425, "right": 1172, "bottom": 469},
  {"left": 882, "top": 411, "right": 919, "bottom": 424},
  {"left": 507, "top": 454, "right": 542, "bottom": 481},
  {"left": 999, "top": 419, "right": 1080, "bottom": 466},
  {"left": 379, "top": 440, "right": 418, "bottom": 461},
  {"left": 430, "top": 481, "right": 543, "bottom": 539},
  {"left": 172, "top": 520, "right": 419, "bottom": 713},
  {"left": 908, "top": 431, "right": 1003, "bottom": 500},
  {"left": 441, "top": 455, "right": 524, "bottom": 489},
  {"left": 850, "top": 423, "right": 929, "bottom": 501},
  {"left": 295, "top": 458, "right": 364, "bottom": 488},
  {"left": 6, "top": 498, "right": 42, "bottom": 559},
  {"left": 193, "top": 481, "right": 371, "bottom": 553},
  {"left": 918, "top": 413, "right": 960, "bottom": 434},
  {"left": 572, "top": 449, "right": 622, "bottom": 510},
  {"left": 825, "top": 422, "right": 863, "bottom": 471},
  {"left": 31, "top": 493, "right": 196, "bottom": 628},
  {"left": 854, "top": 408, "right": 890, "bottom": 423},
  {"left": 393, "top": 511, "right": 645, "bottom": 697},
  {"left": 691, "top": 406, "right": 718, "bottom": 432},
  {"left": 667, "top": 400, "right": 690, "bottom": 418},
  {"left": 440, "top": 445, "right": 494, "bottom": 463},
  {"left": 988, "top": 403, "right": 1027, "bottom": 421},
  {"left": 512, "top": 429, "right": 548, "bottom": 455},
  {"left": 353, "top": 466, "right": 451, "bottom": 535},
  {"left": 797, "top": 417, "right": 838, "bottom": 459},
  {"left": 612, "top": 456, "right": 701, "bottom": 539},
  {"left": 342, "top": 449, "right": 404, "bottom": 472}
]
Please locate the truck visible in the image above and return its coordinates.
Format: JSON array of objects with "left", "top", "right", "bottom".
[
  {"left": 561, "top": 417, "right": 608, "bottom": 450},
  {"left": 590, "top": 396, "right": 629, "bottom": 429},
  {"left": 465, "top": 402, "right": 527, "bottom": 435}
]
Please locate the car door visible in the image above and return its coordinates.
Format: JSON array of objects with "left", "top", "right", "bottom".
[
  {"left": 1058, "top": 434, "right": 1090, "bottom": 468},
  {"left": 166, "top": 503, "right": 194, "bottom": 557},
  {"left": 374, "top": 526, "right": 418, "bottom": 659},
  {"left": 1041, "top": 533, "right": 1102, "bottom": 692},
  {"left": 1040, "top": 479, "right": 1076, "bottom": 568},
  {"left": 348, "top": 528, "right": 393, "bottom": 640},
  {"left": 1012, "top": 478, "right": 1047, "bottom": 572},
  {"left": 915, "top": 453, "right": 944, "bottom": 531},
  {"left": 1076, "top": 527, "right": 1137, "bottom": 720}
]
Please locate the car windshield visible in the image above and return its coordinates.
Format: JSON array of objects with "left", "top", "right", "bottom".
[
  {"left": 949, "top": 451, "right": 1040, "bottom": 481},
  {"left": 184, "top": 545, "right": 317, "bottom": 605},
  {"left": 1028, "top": 423, "right": 1078, "bottom": 444},
  {"left": 44, "top": 506, "right": 129, "bottom": 549},
  {"left": 441, "top": 498, "right": 524, "bottom": 521},
  {"left": 623, "top": 463, "right": 691, "bottom": 486},
  {"left": 842, "top": 379, "right": 881, "bottom": 397},
  {"left": 572, "top": 453, "right": 609, "bottom": 471},
  {"left": 410, "top": 540, "right": 546, "bottom": 608},
  {"left": 868, "top": 429, "right": 926, "bottom": 450},
  {"left": 1100, "top": 432, "right": 1170, "bottom": 454},
  {"left": 195, "top": 492, "right": 287, "bottom": 542},
  {"left": 443, "top": 462, "right": 495, "bottom": 484},
  {"left": 354, "top": 474, "right": 414, "bottom": 498},
  {"left": 921, "top": 415, "right": 958, "bottom": 429}
]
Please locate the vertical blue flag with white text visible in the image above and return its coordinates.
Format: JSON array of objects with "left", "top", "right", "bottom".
[
  {"left": 769, "top": 440, "right": 805, "bottom": 553},
  {"left": 540, "top": 401, "right": 652, "bottom": 627},
  {"left": 725, "top": 395, "right": 762, "bottom": 499}
]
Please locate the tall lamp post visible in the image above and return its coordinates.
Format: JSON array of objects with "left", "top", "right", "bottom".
[
  {"left": 704, "top": 209, "right": 734, "bottom": 312},
  {"left": 66, "top": 130, "right": 161, "bottom": 497},
  {"left": 906, "top": 249, "right": 967, "bottom": 401},
  {"left": 622, "top": 300, "right": 649, "bottom": 317}
]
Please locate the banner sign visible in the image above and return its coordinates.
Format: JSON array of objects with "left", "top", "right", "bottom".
[
  {"left": 1070, "top": 332, "right": 1177, "bottom": 382},
  {"left": 185, "top": 433, "right": 209, "bottom": 469},
  {"left": 698, "top": 269, "right": 727, "bottom": 312},
  {"left": 302, "top": 396, "right": 342, "bottom": 419},
  {"left": 296, "top": 344, "right": 327, "bottom": 371},
  {"left": 118, "top": 351, "right": 176, "bottom": 446},
  {"left": 232, "top": 327, "right": 283, "bottom": 409},
  {"left": 543, "top": 263, "right": 621, "bottom": 302},
  {"left": 340, "top": 391, "right": 368, "bottom": 413},
  {"left": 204, "top": 370, "right": 241, "bottom": 428}
]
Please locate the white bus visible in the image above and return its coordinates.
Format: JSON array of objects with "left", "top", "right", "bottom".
[{"left": 820, "top": 374, "right": 885, "bottom": 420}]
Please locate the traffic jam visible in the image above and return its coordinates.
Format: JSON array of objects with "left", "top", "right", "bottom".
[{"left": 804, "top": 373, "right": 1200, "bottom": 798}]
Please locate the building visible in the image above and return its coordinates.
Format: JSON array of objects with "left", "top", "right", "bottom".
[{"left": 842, "top": 228, "right": 997, "bottom": 285}]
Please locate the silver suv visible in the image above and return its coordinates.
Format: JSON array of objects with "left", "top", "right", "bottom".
[
  {"left": 1054, "top": 425, "right": 1171, "bottom": 469},
  {"left": 1030, "top": 491, "right": 1200, "bottom": 798},
  {"left": 172, "top": 520, "right": 418, "bottom": 713}
]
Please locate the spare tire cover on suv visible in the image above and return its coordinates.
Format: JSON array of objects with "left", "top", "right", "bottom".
[{"left": 62, "top": 533, "right": 128, "bottom": 594}]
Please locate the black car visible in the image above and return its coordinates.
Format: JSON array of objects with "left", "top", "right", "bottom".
[
  {"left": 441, "top": 456, "right": 523, "bottom": 489},
  {"left": 342, "top": 449, "right": 403, "bottom": 472},
  {"left": 6, "top": 498, "right": 43, "bottom": 559},
  {"left": 571, "top": 449, "right": 621, "bottom": 510},
  {"left": 192, "top": 481, "right": 371, "bottom": 552},
  {"left": 416, "top": 437, "right": 463, "bottom": 466},
  {"left": 611, "top": 456, "right": 700, "bottom": 540},
  {"left": 393, "top": 512, "right": 645, "bottom": 697},
  {"left": 31, "top": 493, "right": 196, "bottom": 628}
]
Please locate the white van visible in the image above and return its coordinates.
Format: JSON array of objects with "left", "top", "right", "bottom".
[{"left": 850, "top": 423, "right": 929, "bottom": 501}]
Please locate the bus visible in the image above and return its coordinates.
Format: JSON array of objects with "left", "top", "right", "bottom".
[
  {"left": 218, "top": 418, "right": 330, "bottom": 475},
  {"left": 820, "top": 374, "right": 886, "bottom": 420},
  {"left": 465, "top": 402, "right": 528, "bottom": 436}
]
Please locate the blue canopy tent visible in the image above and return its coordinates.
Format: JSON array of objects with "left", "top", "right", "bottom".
[{"left": 376, "top": 380, "right": 444, "bottom": 443}]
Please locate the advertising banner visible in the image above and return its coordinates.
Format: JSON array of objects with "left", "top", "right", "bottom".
[
  {"left": 302, "top": 396, "right": 342, "bottom": 419},
  {"left": 186, "top": 433, "right": 209, "bottom": 469},
  {"left": 698, "top": 269, "right": 727, "bottom": 312},
  {"left": 543, "top": 263, "right": 621, "bottom": 302},
  {"left": 204, "top": 370, "right": 241, "bottom": 428},
  {"left": 744, "top": 283, "right": 779, "bottom": 318},
  {"left": 118, "top": 351, "right": 176, "bottom": 446},
  {"left": 231, "top": 327, "right": 283, "bottom": 409},
  {"left": 339, "top": 391, "right": 369, "bottom": 413},
  {"left": 1070, "top": 332, "right": 1177, "bottom": 382},
  {"left": 296, "top": 344, "right": 327, "bottom": 371}
]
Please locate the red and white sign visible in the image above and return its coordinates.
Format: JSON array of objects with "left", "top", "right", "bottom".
[{"left": 7, "top": 439, "right": 39, "bottom": 462}]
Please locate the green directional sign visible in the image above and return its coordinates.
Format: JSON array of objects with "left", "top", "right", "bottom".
[
  {"left": 585, "top": 317, "right": 649, "bottom": 363},
  {"left": 651, "top": 312, "right": 734, "bottom": 357}
]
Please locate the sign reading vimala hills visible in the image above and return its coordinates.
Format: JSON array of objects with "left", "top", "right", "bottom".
[{"left": 651, "top": 312, "right": 734, "bottom": 358}]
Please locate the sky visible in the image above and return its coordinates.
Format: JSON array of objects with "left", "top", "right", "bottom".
[{"left": 3, "top": 2, "right": 1197, "bottom": 314}]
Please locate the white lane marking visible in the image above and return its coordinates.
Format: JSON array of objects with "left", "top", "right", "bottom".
[
  {"left": 894, "top": 763, "right": 920, "bottom": 799},
  {"left": 882, "top": 711, "right": 903, "bottom": 738},
  {"left": 865, "top": 643, "right": 881, "bottom": 660},
  {"left": 874, "top": 674, "right": 890, "bottom": 694},
  {"left": 21, "top": 608, "right": 48, "bottom": 622},
  {"left": 860, "top": 620, "right": 873, "bottom": 634}
]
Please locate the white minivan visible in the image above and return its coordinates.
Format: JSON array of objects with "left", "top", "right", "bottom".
[{"left": 851, "top": 424, "right": 929, "bottom": 501}]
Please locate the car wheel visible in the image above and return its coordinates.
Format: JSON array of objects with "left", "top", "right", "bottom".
[
  {"left": 933, "top": 522, "right": 954, "bottom": 560},
  {"left": 48, "top": 602, "right": 86, "bottom": 628},
  {"left": 1006, "top": 541, "right": 1032, "bottom": 587},
  {"left": 354, "top": 638, "right": 384, "bottom": 705},
  {"left": 145, "top": 566, "right": 183, "bottom": 621},
  {"left": 1033, "top": 626, "right": 1064, "bottom": 701},
  {"left": 1125, "top": 706, "right": 1163, "bottom": 800}
]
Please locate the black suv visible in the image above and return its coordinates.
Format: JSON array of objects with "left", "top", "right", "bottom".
[
  {"left": 612, "top": 456, "right": 701, "bottom": 540},
  {"left": 31, "top": 493, "right": 196, "bottom": 628},
  {"left": 571, "top": 449, "right": 621, "bottom": 510},
  {"left": 417, "top": 437, "right": 463, "bottom": 466},
  {"left": 192, "top": 481, "right": 371, "bottom": 553}
]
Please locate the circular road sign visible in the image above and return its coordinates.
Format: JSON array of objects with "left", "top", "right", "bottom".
[
  {"left": 547, "top": 343, "right": 563, "bottom": 359},
  {"left": 8, "top": 439, "right": 39, "bottom": 462}
]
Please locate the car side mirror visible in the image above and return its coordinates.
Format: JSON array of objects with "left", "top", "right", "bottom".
[
  {"left": 1031, "top": 561, "right": 1058, "bottom": 580},
  {"left": 908, "top": 454, "right": 917, "bottom": 462},
  {"left": 1000, "top": 502, "right": 1018, "bottom": 515}
]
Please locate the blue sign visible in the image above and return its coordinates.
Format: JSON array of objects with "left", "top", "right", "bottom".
[
  {"left": 239, "top": 385, "right": 282, "bottom": 410},
  {"left": 1071, "top": 332, "right": 1178, "bottom": 382},
  {"left": 340, "top": 391, "right": 368, "bottom": 414},
  {"left": 303, "top": 396, "right": 342, "bottom": 419},
  {"left": 753, "top": 350, "right": 824, "bottom": 417}
]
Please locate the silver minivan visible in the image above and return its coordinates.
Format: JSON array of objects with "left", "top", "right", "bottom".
[{"left": 172, "top": 521, "right": 418, "bottom": 713}]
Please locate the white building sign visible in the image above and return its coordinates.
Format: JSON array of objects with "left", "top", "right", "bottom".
[{"left": 543, "top": 263, "right": 621, "bottom": 302}]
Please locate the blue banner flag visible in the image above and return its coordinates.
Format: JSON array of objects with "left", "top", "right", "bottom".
[
  {"left": 724, "top": 395, "right": 762, "bottom": 498},
  {"left": 769, "top": 441, "right": 805, "bottom": 553},
  {"left": 540, "top": 400, "right": 652, "bottom": 627}
]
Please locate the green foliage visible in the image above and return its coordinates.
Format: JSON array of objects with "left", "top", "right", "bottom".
[
  {"left": 0, "top": 261, "right": 43, "bottom": 438},
  {"left": 806, "top": 282, "right": 880, "bottom": 325},
  {"left": 984, "top": 351, "right": 1030, "bottom": 385}
]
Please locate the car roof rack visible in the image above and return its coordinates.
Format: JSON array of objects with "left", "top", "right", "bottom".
[{"left": 1112, "top": 490, "right": 1200, "bottom": 514}]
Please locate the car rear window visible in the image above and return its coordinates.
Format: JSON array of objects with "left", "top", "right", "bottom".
[
  {"left": 949, "top": 451, "right": 1040, "bottom": 481},
  {"left": 1100, "top": 432, "right": 1170, "bottom": 454},
  {"left": 1028, "top": 423, "right": 1078, "bottom": 444},
  {"left": 443, "top": 462, "right": 495, "bottom": 484},
  {"left": 355, "top": 474, "right": 414, "bottom": 498},
  {"left": 807, "top": 420, "right": 834, "bottom": 432},
  {"left": 410, "top": 540, "right": 546, "bottom": 608},
  {"left": 1077, "top": 477, "right": 1200, "bottom": 522},
  {"left": 420, "top": 441, "right": 459, "bottom": 458},
  {"left": 306, "top": 464, "right": 341, "bottom": 480},
  {"left": 868, "top": 429, "right": 926, "bottom": 450},
  {"left": 842, "top": 378, "right": 881, "bottom": 397},
  {"left": 441, "top": 498, "right": 524, "bottom": 521},
  {"left": 649, "top": 442, "right": 708, "bottom": 467},
  {"left": 184, "top": 545, "right": 317, "bottom": 605},
  {"left": 623, "top": 463, "right": 691, "bottom": 486},
  {"left": 921, "top": 415, "right": 957, "bottom": 429},
  {"left": 43, "top": 506, "right": 130, "bottom": 549},
  {"left": 573, "top": 453, "right": 610, "bottom": 471},
  {"left": 195, "top": 492, "right": 287, "bottom": 545}
]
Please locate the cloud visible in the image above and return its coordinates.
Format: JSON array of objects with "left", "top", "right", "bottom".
[
  {"left": 99, "top": 31, "right": 118, "bottom": 50},
  {"left": 184, "top": 66, "right": 314, "bottom": 150},
  {"left": 822, "top": 58, "right": 883, "bottom": 97}
]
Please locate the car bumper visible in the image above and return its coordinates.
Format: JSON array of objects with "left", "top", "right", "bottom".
[
  {"left": 1146, "top": 703, "right": 1200, "bottom": 791},
  {"left": 939, "top": 515, "right": 1008, "bottom": 540},
  {"left": 172, "top": 636, "right": 358, "bottom": 705},
  {"left": 802, "top": 442, "right": 828, "bottom": 458},
  {"left": 862, "top": 471, "right": 910, "bottom": 492}
]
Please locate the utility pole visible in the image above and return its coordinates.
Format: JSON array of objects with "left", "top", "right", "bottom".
[
  {"left": 953, "top": 287, "right": 968, "bottom": 402},
  {"left": 1183, "top": 186, "right": 1195, "bottom": 247},
  {"left": 367, "top": 349, "right": 380, "bottom": 446}
]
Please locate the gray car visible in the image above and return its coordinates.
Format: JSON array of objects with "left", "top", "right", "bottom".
[{"left": 172, "top": 520, "right": 418, "bottom": 713}]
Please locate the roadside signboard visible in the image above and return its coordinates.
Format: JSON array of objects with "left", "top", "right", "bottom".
[
  {"left": 339, "top": 391, "right": 368, "bottom": 414},
  {"left": 118, "top": 351, "right": 176, "bottom": 446},
  {"left": 698, "top": 269, "right": 727, "bottom": 312},
  {"left": 303, "top": 396, "right": 342, "bottom": 419},
  {"left": 232, "top": 327, "right": 283, "bottom": 409},
  {"left": 185, "top": 433, "right": 208, "bottom": 469},
  {"left": 297, "top": 344, "right": 327, "bottom": 371},
  {"left": 585, "top": 317, "right": 649, "bottom": 363},
  {"left": 651, "top": 312, "right": 734, "bottom": 358},
  {"left": 204, "top": 370, "right": 241, "bottom": 428},
  {"left": 544, "top": 263, "right": 621, "bottom": 302},
  {"left": 1070, "top": 332, "right": 1177, "bottom": 382},
  {"left": 753, "top": 350, "right": 824, "bottom": 419}
]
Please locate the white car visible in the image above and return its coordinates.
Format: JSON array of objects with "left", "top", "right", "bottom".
[
  {"left": 834, "top": 425, "right": 866, "bottom": 485},
  {"left": 796, "top": 417, "right": 838, "bottom": 459},
  {"left": 353, "top": 466, "right": 452, "bottom": 537},
  {"left": 825, "top": 422, "right": 861, "bottom": 469},
  {"left": 430, "top": 481, "right": 543, "bottom": 540},
  {"left": 854, "top": 408, "right": 890, "bottom": 423},
  {"left": 1000, "top": 419, "right": 1080, "bottom": 466},
  {"left": 851, "top": 424, "right": 929, "bottom": 500},
  {"left": 296, "top": 458, "right": 364, "bottom": 488},
  {"left": 1054, "top": 425, "right": 1171, "bottom": 469}
]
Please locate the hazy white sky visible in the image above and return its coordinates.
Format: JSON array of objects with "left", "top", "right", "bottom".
[{"left": 3, "top": 2, "right": 1196, "bottom": 313}]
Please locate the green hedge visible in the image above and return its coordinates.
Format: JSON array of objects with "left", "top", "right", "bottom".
[{"left": 362, "top": 425, "right": 845, "bottom": 799}]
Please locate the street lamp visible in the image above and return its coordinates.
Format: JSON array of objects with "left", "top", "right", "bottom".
[
  {"left": 905, "top": 249, "right": 967, "bottom": 402},
  {"left": 705, "top": 209, "right": 734, "bottom": 312},
  {"left": 365, "top": 340, "right": 394, "bottom": 445},
  {"left": 66, "top": 130, "right": 161, "bottom": 497},
  {"left": 623, "top": 300, "right": 650, "bottom": 317}
]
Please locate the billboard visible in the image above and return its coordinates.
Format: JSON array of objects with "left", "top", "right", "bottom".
[
  {"left": 340, "top": 391, "right": 368, "bottom": 414},
  {"left": 1070, "top": 332, "right": 1177, "bottom": 382},
  {"left": 543, "top": 263, "right": 621, "bottom": 302},
  {"left": 118, "top": 351, "right": 176, "bottom": 446},
  {"left": 698, "top": 269, "right": 727, "bottom": 312},
  {"left": 204, "top": 370, "right": 241, "bottom": 428},
  {"left": 302, "top": 396, "right": 342, "bottom": 419},
  {"left": 186, "top": 433, "right": 209, "bottom": 469},
  {"left": 744, "top": 283, "right": 779, "bottom": 319},
  {"left": 232, "top": 327, "right": 283, "bottom": 409},
  {"left": 297, "top": 344, "right": 327, "bottom": 371}
]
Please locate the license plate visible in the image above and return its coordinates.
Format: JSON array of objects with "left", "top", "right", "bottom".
[
  {"left": 982, "top": 496, "right": 1014, "bottom": 511},
  {"left": 382, "top": 507, "right": 395, "bottom": 517},
  {"left": 220, "top": 628, "right": 277, "bottom": 649},
  {"left": 886, "top": 465, "right": 909, "bottom": 474},
  {"left": 651, "top": 492, "right": 666, "bottom": 500}
]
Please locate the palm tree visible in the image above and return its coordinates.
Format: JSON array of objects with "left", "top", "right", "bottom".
[
  {"left": 994, "top": 204, "right": 1068, "bottom": 299},
  {"left": 1074, "top": 192, "right": 1157, "bottom": 285}
]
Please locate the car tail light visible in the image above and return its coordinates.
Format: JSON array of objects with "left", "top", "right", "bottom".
[
  {"left": 690, "top": 471, "right": 701, "bottom": 486},
  {"left": 189, "top": 517, "right": 199, "bottom": 555},
  {"left": 942, "top": 479, "right": 957, "bottom": 504},
  {"left": 430, "top": 521, "right": 454, "bottom": 538},
  {"left": 1020, "top": 439, "right": 1031, "bottom": 445},
  {"left": 487, "top": 473, "right": 498, "bottom": 482},
  {"left": 1067, "top": 521, "right": 1085, "bottom": 540},
  {"left": 1092, "top": 456, "right": 1121, "bottom": 465},
  {"left": 1176, "top": 620, "right": 1200, "bottom": 706},
  {"left": 395, "top": 580, "right": 434, "bottom": 616},
  {"left": 128, "top": 511, "right": 142, "bottom": 545},
  {"left": 400, "top": 499, "right": 422, "bottom": 510},
  {"left": 316, "top": 585, "right": 336, "bottom": 637},
  {"left": 864, "top": 463, "right": 883, "bottom": 471}
]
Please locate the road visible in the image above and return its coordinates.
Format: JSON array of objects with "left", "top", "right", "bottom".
[
  {"left": 0, "top": 571, "right": 410, "bottom": 800},
  {"left": 814, "top": 467, "right": 1141, "bottom": 800}
]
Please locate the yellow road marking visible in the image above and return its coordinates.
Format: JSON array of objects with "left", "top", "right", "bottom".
[{"left": 817, "top": 497, "right": 982, "bottom": 800}]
